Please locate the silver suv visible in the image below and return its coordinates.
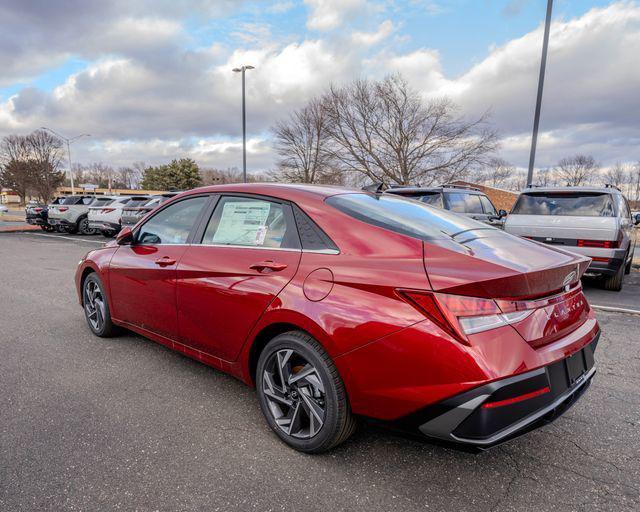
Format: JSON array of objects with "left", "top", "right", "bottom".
[
  {"left": 48, "top": 195, "right": 115, "bottom": 235},
  {"left": 505, "top": 186, "right": 639, "bottom": 291}
]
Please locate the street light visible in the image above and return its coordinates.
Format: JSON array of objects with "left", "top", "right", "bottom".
[
  {"left": 41, "top": 127, "right": 91, "bottom": 195},
  {"left": 232, "top": 65, "right": 255, "bottom": 183},
  {"left": 526, "top": 0, "right": 554, "bottom": 186}
]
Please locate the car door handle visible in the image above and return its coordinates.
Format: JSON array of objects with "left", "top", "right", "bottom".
[
  {"left": 154, "top": 257, "right": 177, "bottom": 267},
  {"left": 249, "top": 260, "right": 288, "bottom": 273}
]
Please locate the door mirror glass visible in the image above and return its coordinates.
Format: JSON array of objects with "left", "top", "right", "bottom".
[
  {"left": 498, "top": 209, "right": 508, "bottom": 218},
  {"left": 116, "top": 226, "right": 134, "bottom": 245},
  {"left": 634, "top": 213, "right": 640, "bottom": 225}
]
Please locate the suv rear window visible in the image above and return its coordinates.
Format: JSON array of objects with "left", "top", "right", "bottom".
[
  {"left": 125, "top": 197, "right": 151, "bottom": 207},
  {"left": 389, "top": 191, "right": 443, "bottom": 208},
  {"left": 326, "top": 193, "right": 488, "bottom": 241},
  {"left": 90, "top": 197, "right": 113, "bottom": 206},
  {"left": 511, "top": 192, "right": 615, "bottom": 217}
]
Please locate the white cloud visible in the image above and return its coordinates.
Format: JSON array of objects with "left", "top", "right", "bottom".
[
  {"left": 351, "top": 20, "right": 394, "bottom": 46},
  {"left": 304, "top": 0, "right": 368, "bottom": 31}
]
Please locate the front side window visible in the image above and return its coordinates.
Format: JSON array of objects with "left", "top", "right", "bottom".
[
  {"left": 480, "top": 196, "right": 497, "bottom": 215},
  {"left": 446, "top": 193, "right": 484, "bottom": 214},
  {"left": 202, "top": 196, "right": 299, "bottom": 249},
  {"left": 511, "top": 193, "right": 615, "bottom": 217},
  {"left": 137, "top": 196, "right": 207, "bottom": 245},
  {"left": 326, "top": 193, "right": 489, "bottom": 242}
]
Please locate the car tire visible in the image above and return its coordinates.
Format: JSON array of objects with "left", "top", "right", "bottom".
[
  {"left": 602, "top": 261, "right": 624, "bottom": 291},
  {"left": 256, "top": 331, "right": 356, "bottom": 453},
  {"left": 82, "top": 273, "right": 118, "bottom": 337},
  {"left": 101, "top": 230, "right": 116, "bottom": 238},
  {"left": 78, "top": 217, "right": 96, "bottom": 235}
]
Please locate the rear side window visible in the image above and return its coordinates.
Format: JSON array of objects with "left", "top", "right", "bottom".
[
  {"left": 138, "top": 196, "right": 208, "bottom": 245},
  {"left": 292, "top": 204, "right": 339, "bottom": 252},
  {"left": 480, "top": 196, "right": 497, "bottom": 215},
  {"left": 91, "top": 198, "right": 114, "bottom": 206},
  {"left": 125, "top": 197, "right": 151, "bottom": 207},
  {"left": 62, "top": 196, "right": 85, "bottom": 205},
  {"left": 446, "top": 192, "right": 484, "bottom": 214},
  {"left": 326, "top": 193, "right": 487, "bottom": 241},
  {"left": 511, "top": 193, "right": 615, "bottom": 217},
  {"left": 202, "top": 196, "right": 300, "bottom": 249}
]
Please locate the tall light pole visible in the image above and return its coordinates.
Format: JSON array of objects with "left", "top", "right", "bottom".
[
  {"left": 527, "top": 0, "right": 554, "bottom": 186},
  {"left": 232, "top": 65, "right": 255, "bottom": 183},
  {"left": 41, "top": 127, "right": 90, "bottom": 195}
]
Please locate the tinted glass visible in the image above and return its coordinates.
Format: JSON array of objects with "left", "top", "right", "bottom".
[
  {"left": 446, "top": 192, "right": 484, "bottom": 214},
  {"left": 202, "top": 197, "right": 298, "bottom": 249},
  {"left": 391, "top": 191, "right": 443, "bottom": 208},
  {"left": 613, "top": 194, "right": 630, "bottom": 218},
  {"left": 125, "top": 197, "right": 151, "bottom": 207},
  {"left": 138, "top": 196, "right": 207, "bottom": 244},
  {"left": 480, "top": 196, "right": 497, "bottom": 215},
  {"left": 511, "top": 193, "right": 615, "bottom": 217},
  {"left": 326, "top": 193, "right": 490, "bottom": 241},
  {"left": 62, "top": 196, "right": 86, "bottom": 205}
]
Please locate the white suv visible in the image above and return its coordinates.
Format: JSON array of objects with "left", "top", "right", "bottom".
[
  {"left": 88, "top": 196, "right": 149, "bottom": 237},
  {"left": 505, "top": 186, "right": 639, "bottom": 291}
]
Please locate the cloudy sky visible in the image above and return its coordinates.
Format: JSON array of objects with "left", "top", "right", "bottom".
[{"left": 0, "top": 0, "right": 638, "bottom": 173}]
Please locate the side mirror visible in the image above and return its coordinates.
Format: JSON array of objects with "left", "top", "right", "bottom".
[
  {"left": 116, "top": 226, "right": 134, "bottom": 245},
  {"left": 498, "top": 209, "right": 508, "bottom": 219},
  {"left": 634, "top": 213, "right": 640, "bottom": 225}
]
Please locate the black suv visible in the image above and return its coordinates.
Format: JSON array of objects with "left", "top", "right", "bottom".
[{"left": 386, "top": 184, "right": 506, "bottom": 226}]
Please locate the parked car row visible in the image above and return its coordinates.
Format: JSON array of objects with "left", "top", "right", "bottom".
[{"left": 26, "top": 192, "right": 180, "bottom": 237}]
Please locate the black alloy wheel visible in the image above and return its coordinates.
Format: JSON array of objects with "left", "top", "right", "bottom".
[{"left": 256, "top": 331, "right": 356, "bottom": 453}]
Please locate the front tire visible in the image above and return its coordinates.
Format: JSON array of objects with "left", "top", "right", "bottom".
[
  {"left": 256, "top": 331, "right": 356, "bottom": 453},
  {"left": 83, "top": 273, "right": 117, "bottom": 337}
]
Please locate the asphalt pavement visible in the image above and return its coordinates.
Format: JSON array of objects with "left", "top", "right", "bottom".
[{"left": 1, "top": 232, "right": 639, "bottom": 512}]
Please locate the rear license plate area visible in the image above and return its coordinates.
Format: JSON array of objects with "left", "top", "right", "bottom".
[{"left": 565, "top": 350, "right": 587, "bottom": 386}]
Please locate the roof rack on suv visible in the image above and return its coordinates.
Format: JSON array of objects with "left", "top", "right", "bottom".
[
  {"left": 438, "top": 183, "right": 481, "bottom": 191},
  {"left": 604, "top": 184, "right": 621, "bottom": 191}
]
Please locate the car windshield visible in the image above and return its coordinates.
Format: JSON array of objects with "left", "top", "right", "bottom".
[
  {"left": 326, "top": 193, "right": 491, "bottom": 241},
  {"left": 511, "top": 192, "right": 615, "bottom": 217}
]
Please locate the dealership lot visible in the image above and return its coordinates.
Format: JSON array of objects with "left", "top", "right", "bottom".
[{"left": 1, "top": 233, "right": 639, "bottom": 511}]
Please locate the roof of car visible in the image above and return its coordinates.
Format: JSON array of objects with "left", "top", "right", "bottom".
[
  {"left": 521, "top": 186, "right": 622, "bottom": 194},
  {"left": 185, "top": 182, "right": 363, "bottom": 201},
  {"left": 387, "top": 185, "right": 484, "bottom": 194}
]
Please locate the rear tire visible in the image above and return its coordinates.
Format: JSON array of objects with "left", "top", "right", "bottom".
[
  {"left": 256, "top": 331, "right": 356, "bottom": 453},
  {"left": 78, "top": 217, "right": 96, "bottom": 235},
  {"left": 101, "top": 230, "right": 116, "bottom": 238},
  {"left": 602, "top": 262, "right": 624, "bottom": 291},
  {"left": 624, "top": 253, "right": 632, "bottom": 275},
  {"left": 82, "top": 273, "right": 118, "bottom": 337}
]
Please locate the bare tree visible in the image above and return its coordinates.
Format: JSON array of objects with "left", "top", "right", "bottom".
[
  {"left": 271, "top": 98, "right": 342, "bottom": 184},
  {"left": 27, "top": 130, "right": 65, "bottom": 202},
  {"left": 554, "top": 155, "right": 598, "bottom": 186},
  {"left": 472, "top": 157, "right": 514, "bottom": 187},
  {"left": 322, "top": 75, "right": 498, "bottom": 186}
]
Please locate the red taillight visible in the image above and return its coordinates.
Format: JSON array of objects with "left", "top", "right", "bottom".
[
  {"left": 58, "top": 207, "right": 68, "bottom": 212},
  {"left": 100, "top": 208, "right": 116, "bottom": 214},
  {"left": 397, "top": 290, "right": 535, "bottom": 344},
  {"left": 34, "top": 208, "right": 43, "bottom": 212},
  {"left": 577, "top": 239, "right": 619, "bottom": 249},
  {"left": 481, "top": 386, "right": 550, "bottom": 409},
  {"left": 591, "top": 257, "right": 610, "bottom": 263}
]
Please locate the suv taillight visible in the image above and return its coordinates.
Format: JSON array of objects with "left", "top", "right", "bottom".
[
  {"left": 577, "top": 239, "right": 619, "bottom": 248},
  {"left": 58, "top": 207, "right": 68, "bottom": 212}
]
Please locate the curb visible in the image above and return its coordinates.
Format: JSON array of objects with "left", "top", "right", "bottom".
[
  {"left": 0, "top": 225, "right": 41, "bottom": 233},
  {"left": 591, "top": 304, "right": 640, "bottom": 316}
]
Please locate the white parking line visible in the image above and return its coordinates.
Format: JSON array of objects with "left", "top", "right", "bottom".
[
  {"left": 29, "top": 233, "right": 105, "bottom": 244},
  {"left": 591, "top": 304, "right": 640, "bottom": 315}
]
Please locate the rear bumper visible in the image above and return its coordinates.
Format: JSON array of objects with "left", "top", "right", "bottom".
[
  {"left": 392, "top": 334, "right": 598, "bottom": 448},
  {"left": 47, "top": 218, "right": 75, "bottom": 227},
  {"left": 88, "top": 220, "right": 120, "bottom": 231}
]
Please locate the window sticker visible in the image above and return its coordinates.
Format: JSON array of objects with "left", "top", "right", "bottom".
[{"left": 213, "top": 201, "right": 271, "bottom": 245}]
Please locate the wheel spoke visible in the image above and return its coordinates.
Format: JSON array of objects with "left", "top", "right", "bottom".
[
  {"left": 276, "top": 350, "right": 293, "bottom": 390},
  {"left": 287, "top": 402, "right": 302, "bottom": 435},
  {"left": 287, "top": 364, "right": 315, "bottom": 385},
  {"left": 300, "top": 391, "right": 325, "bottom": 425}
]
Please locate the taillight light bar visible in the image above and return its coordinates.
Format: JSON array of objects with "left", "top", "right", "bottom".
[
  {"left": 577, "top": 239, "right": 619, "bottom": 248},
  {"left": 58, "top": 207, "right": 68, "bottom": 212},
  {"left": 481, "top": 386, "right": 551, "bottom": 409},
  {"left": 100, "top": 208, "right": 116, "bottom": 214}
]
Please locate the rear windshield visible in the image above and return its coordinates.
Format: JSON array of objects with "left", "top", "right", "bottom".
[
  {"left": 91, "top": 197, "right": 114, "bottom": 206},
  {"left": 389, "top": 191, "right": 443, "bottom": 208},
  {"left": 61, "top": 196, "right": 90, "bottom": 205},
  {"left": 326, "top": 193, "right": 489, "bottom": 241},
  {"left": 511, "top": 193, "right": 615, "bottom": 217},
  {"left": 126, "top": 197, "right": 151, "bottom": 207}
]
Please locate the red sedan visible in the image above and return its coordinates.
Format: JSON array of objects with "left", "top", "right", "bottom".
[{"left": 75, "top": 184, "right": 599, "bottom": 453}]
